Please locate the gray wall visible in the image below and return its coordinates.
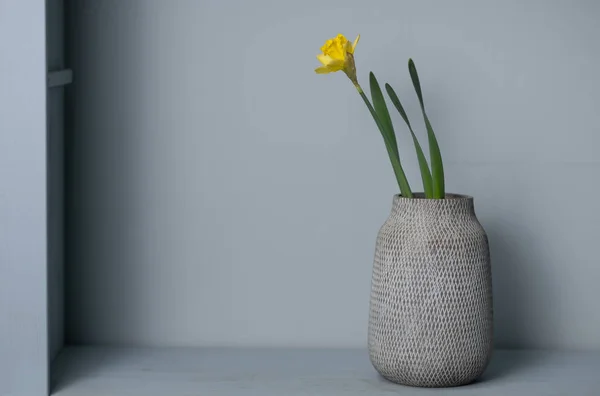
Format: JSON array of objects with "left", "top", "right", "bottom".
[
  {"left": 67, "top": 0, "right": 600, "bottom": 350},
  {"left": 0, "top": 1, "right": 49, "bottom": 395}
]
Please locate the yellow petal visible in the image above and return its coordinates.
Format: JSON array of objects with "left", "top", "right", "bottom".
[
  {"left": 321, "top": 35, "right": 346, "bottom": 61},
  {"left": 335, "top": 34, "right": 350, "bottom": 55},
  {"left": 317, "top": 54, "right": 334, "bottom": 66},
  {"left": 314, "top": 59, "right": 345, "bottom": 74},
  {"left": 315, "top": 66, "right": 333, "bottom": 74},
  {"left": 333, "top": 33, "right": 353, "bottom": 54},
  {"left": 335, "top": 33, "right": 349, "bottom": 45},
  {"left": 320, "top": 38, "right": 334, "bottom": 54},
  {"left": 350, "top": 34, "right": 360, "bottom": 54}
]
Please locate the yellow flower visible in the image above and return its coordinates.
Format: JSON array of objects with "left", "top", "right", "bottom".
[{"left": 315, "top": 34, "right": 360, "bottom": 85}]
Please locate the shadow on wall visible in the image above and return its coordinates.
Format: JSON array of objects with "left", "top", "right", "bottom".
[{"left": 485, "top": 215, "right": 561, "bottom": 350}]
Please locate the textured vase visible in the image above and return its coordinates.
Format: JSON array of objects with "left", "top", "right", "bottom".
[{"left": 368, "top": 194, "right": 493, "bottom": 387}]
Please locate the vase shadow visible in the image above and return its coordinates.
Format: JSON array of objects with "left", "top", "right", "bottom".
[
  {"left": 474, "top": 213, "right": 557, "bottom": 383},
  {"left": 476, "top": 349, "right": 546, "bottom": 383}
]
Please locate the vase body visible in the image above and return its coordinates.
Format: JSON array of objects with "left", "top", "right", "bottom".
[{"left": 368, "top": 194, "right": 493, "bottom": 387}]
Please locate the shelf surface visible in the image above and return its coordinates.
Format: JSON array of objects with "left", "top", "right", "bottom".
[{"left": 52, "top": 347, "right": 600, "bottom": 395}]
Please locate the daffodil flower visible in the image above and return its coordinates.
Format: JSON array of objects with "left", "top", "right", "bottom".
[
  {"left": 313, "top": 34, "right": 445, "bottom": 199},
  {"left": 315, "top": 34, "right": 360, "bottom": 86},
  {"left": 313, "top": 33, "right": 414, "bottom": 198}
]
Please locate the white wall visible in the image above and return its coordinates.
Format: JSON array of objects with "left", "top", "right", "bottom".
[
  {"left": 67, "top": 0, "right": 600, "bottom": 350},
  {"left": 0, "top": 1, "right": 49, "bottom": 395}
]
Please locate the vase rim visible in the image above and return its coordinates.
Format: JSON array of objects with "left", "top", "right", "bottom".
[{"left": 394, "top": 193, "right": 473, "bottom": 201}]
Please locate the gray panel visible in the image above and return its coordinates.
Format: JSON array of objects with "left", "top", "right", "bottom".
[
  {"left": 52, "top": 347, "right": 600, "bottom": 395},
  {"left": 46, "top": 0, "right": 64, "bottom": 70},
  {"left": 46, "top": 0, "right": 65, "bottom": 362},
  {"left": 0, "top": 1, "right": 49, "bottom": 395},
  {"left": 67, "top": 0, "right": 600, "bottom": 350},
  {"left": 47, "top": 86, "right": 65, "bottom": 362}
]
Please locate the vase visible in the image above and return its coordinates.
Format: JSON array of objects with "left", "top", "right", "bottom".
[{"left": 368, "top": 193, "right": 493, "bottom": 387}]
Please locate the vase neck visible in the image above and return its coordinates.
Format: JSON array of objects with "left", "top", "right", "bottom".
[{"left": 390, "top": 194, "right": 475, "bottom": 219}]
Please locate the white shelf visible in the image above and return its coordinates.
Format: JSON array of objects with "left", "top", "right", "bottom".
[{"left": 51, "top": 347, "right": 600, "bottom": 395}]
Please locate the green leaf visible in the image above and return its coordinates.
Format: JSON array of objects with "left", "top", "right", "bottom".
[
  {"left": 408, "top": 59, "right": 424, "bottom": 111},
  {"left": 358, "top": 89, "right": 412, "bottom": 198},
  {"left": 424, "top": 115, "right": 445, "bottom": 198},
  {"left": 369, "top": 72, "right": 399, "bottom": 160},
  {"left": 408, "top": 59, "right": 445, "bottom": 199},
  {"left": 385, "top": 83, "right": 433, "bottom": 198}
]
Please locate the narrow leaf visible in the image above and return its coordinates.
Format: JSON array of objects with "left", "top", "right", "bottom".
[
  {"left": 408, "top": 59, "right": 445, "bottom": 198},
  {"left": 385, "top": 83, "right": 433, "bottom": 198},
  {"left": 424, "top": 115, "right": 445, "bottom": 198},
  {"left": 358, "top": 90, "right": 413, "bottom": 198},
  {"left": 369, "top": 72, "right": 399, "bottom": 159},
  {"left": 385, "top": 83, "right": 411, "bottom": 127},
  {"left": 408, "top": 58, "right": 424, "bottom": 111}
]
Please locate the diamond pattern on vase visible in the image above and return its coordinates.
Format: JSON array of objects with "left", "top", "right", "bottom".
[{"left": 368, "top": 194, "right": 493, "bottom": 387}]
